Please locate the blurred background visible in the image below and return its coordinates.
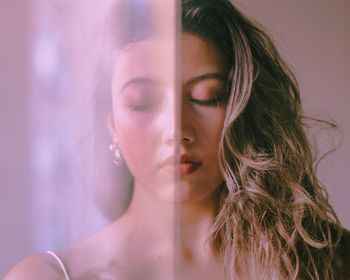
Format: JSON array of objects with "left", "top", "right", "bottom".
[
  {"left": 0, "top": 0, "right": 115, "bottom": 275},
  {"left": 0, "top": 0, "right": 349, "bottom": 276}
]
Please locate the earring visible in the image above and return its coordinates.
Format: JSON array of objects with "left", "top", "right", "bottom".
[{"left": 109, "top": 143, "right": 122, "bottom": 165}]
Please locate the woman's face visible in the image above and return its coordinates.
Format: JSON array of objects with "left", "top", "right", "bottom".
[{"left": 111, "top": 33, "right": 228, "bottom": 203}]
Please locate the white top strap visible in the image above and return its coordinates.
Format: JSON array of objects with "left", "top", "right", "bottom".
[{"left": 46, "top": 251, "right": 71, "bottom": 280}]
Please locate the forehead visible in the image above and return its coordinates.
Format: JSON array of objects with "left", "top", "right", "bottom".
[
  {"left": 112, "top": 33, "right": 227, "bottom": 91},
  {"left": 112, "top": 37, "right": 174, "bottom": 90},
  {"left": 181, "top": 33, "right": 227, "bottom": 82}
]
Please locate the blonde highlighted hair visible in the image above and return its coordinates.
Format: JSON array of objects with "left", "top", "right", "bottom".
[{"left": 183, "top": 0, "right": 341, "bottom": 279}]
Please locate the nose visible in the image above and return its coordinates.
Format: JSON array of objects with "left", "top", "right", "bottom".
[
  {"left": 178, "top": 88, "right": 197, "bottom": 146},
  {"left": 163, "top": 88, "right": 179, "bottom": 146},
  {"left": 180, "top": 101, "right": 195, "bottom": 145},
  {"left": 163, "top": 92, "right": 195, "bottom": 147}
]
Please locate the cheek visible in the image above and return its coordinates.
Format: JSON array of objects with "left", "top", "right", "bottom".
[
  {"left": 113, "top": 109, "right": 163, "bottom": 178},
  {"left": 115, "top": 121, "right": 155, "bottom": 157},
  {"left": 189, "top": 109, "right": 226, "bottom": 193},
  {"left": 195, "top": 108, "right": 226, "bottom": 151}
]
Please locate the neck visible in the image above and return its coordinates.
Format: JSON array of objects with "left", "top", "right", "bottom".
[{"left": 124, "top": 181, "right": 220, "bottom": 260}]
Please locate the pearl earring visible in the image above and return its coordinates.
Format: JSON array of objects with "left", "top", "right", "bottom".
[{"left": 109, "top": 143, "right": 122, "bottom": 165}]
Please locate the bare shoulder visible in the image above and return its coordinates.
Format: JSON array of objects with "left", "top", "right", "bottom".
[
  {"left": 4, "top": 218, "right": 131, "bottom": 280},
  {"left": 3, "top": 253, "right": 63, "bottom": 280},
  {"left": 332, "top": 228, "right": 350, "bottom": 279}
]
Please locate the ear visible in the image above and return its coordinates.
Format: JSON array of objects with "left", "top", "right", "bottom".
[{"left": 106, "top": 112, "right": 118, "bottom": 143}]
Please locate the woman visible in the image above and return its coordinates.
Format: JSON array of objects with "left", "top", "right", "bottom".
[{"left": 5, "top": 0, "right": 349, "bottom": 279}]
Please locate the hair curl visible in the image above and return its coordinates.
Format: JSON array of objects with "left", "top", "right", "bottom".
[{"left": 182, "top": 0, "right": 341, "bottom": 279}]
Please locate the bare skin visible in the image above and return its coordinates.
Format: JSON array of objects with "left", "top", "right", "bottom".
[{"left": 4, "top": 33, "right": 227, "bottom": 280}]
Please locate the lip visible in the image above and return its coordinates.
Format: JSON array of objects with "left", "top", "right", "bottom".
[{"left": 160, "top": 153, "right": 203, "bottom": 176}]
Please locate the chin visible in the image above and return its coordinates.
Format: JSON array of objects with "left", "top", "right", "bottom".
[
  {"left": 143, "top": 176, "right": 221, "bottom": 205},
  {"left": 168, "top": 180, "right": 218, "bottom": 204}
]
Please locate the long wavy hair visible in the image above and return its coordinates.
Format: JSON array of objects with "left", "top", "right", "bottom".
[{"left": 182, "top": 0, "right": 341, "bottom": 279}]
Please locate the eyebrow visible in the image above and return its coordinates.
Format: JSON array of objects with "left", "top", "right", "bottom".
[
  {"left": 185, "top": 72, "right": 226, "bottom": 86},
  {"left": 119, "top": 77, "right": 163, "bottom": 94}
]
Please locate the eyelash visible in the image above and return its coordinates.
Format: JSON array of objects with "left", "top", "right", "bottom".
[{"left": 189, "top": 95, "right": 225, "bottom": 106}]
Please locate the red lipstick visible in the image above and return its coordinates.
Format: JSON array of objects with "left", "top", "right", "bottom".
[
  {"left": 160, "top": 153, "right": 202, "bottom": 176},
  {"left": 179, "top": 154, "right": 202, "bottom": 175}
]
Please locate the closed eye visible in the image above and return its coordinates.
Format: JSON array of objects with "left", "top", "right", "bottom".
[{"left": 189, "top": 95, "right": 226, "bottom": 106}]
